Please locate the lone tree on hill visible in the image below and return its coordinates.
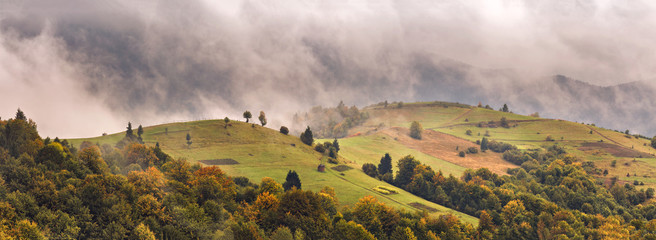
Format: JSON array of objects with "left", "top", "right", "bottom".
[
  {"left": 378, "top": 153, "right": 393, "bottom": 176},
  {"left": 283, "top": 170, "right": 301, "bottom": 191},
  {"left": 224, "top": 117, "right": 229, "bottom": 128},
  {"left": 258, "top": 111, "right": 267, "bottom": 126},
  {"left": 651, "top": 136, "right": 656, "bottom": 149},
  {"left": 15, "top": 108, "right": 26, "bottom": 121},
  {"left": 501, "top": 104, "right": 509, "bottom": 112},
  {"left": 243, "top": 111, "right": 252, "bottom": 123},
  {"left": 333, "top": 138, "right": 340, "bottom": 153},
  {"left": 410, "top": 121, "right": 423, "bottom": 140},
  {"left": 126, "top": 122, "right": 134, "bottom": 137},
  {"left": 186, "top": 133, "right": 192, "bottom": 148},
  {"left": 300, "top": 126, "right": 314, "bottom": 146}
]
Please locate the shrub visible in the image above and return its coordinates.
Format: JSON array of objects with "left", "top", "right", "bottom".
[
  {"left": 545, "top": 135, "right": 555, "bottom": 141},
  {"left": 458, "top": 151, "right": 465, "bottom": 157},
  {"left": 362, "top": 163, "right": 378, "bottom": 177},
  {"left": 611, "top": 160, "right": 617, "bottom": 167},
  {"left": 467, "top": 147, "right": 478, "bottom": 154},
  {"left": 410, "top": 121, "right": 423, "bottom": 140},
  {"left": 314, "top": 144, "right": 325, "bottom": 153},
  {"left": 465, "top": 130, "right": 472, "bottom": 136},
  {"left": 279, "top": 126, "right": 289, "bottom": 135}
]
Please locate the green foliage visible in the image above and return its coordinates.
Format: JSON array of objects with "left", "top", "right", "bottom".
[
  {"left": 652, "top": 136, "right": 656, "bottom": 149},
  {"left": 300, "top": 126, "right": 313, "bottom": 146},
  {"left": 333, "top": 138, "right": 340, "bottom": 153},
  {"left": 258, "top": 111, "right": 267, "bottom": 126},
  {"left": 314, "top": 144, "right": 325, "bottom": 153},
  {"left": 466, "top": 129, "right": 473, "bottom": 136},
  {"left": 409, "top": 121, "right": 423, "bottom": 140},
  {"left": 378, "top": 153, "right": 392, "bottom": 176},
  {"left": 362, "top": 163, "right": 377, "bottom": 178},
  {"left": 394, "top": 155, "right": 420, "bottom": 188},
  {"left": 500, "top": 117, "right": 509, "bottom": 128},
  {"left": 480, "top": 137, "right": 489, "bottom": 151},
  {"left": 243, "top": 111, "right": 252, "bottom": 123},
  {"left": 282, "top": 170, "right": 301, "bottom": 191},
  {"left": 279, "top": 126, "right": 289, "bottom": 135},
  {"left": 502, "top": 103, "right": 509, "bottom": 112}
]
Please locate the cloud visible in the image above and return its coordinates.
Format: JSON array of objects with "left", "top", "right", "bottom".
[{"left": 2, "top": 0, "right": 656, "bottom": 137}]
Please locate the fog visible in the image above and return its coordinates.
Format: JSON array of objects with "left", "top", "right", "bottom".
[{"left": 1, "top": 0, "right": 656, "bottom": 138}]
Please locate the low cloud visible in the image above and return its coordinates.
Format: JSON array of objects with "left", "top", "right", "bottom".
[{"left": 1, "top": 0, "right": 656, "bottom": 137}]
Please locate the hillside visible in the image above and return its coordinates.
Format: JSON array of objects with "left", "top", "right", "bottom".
[
  {"left": 69, "top": 119, "right": 478, "bottom": 224},
  {"left": 334, "top": 101, "right": 656, "bottom": 190}
]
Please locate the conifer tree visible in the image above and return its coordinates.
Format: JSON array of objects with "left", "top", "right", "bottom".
[{"left": 283, "top": 170, "right": 301, "bottom": 191}]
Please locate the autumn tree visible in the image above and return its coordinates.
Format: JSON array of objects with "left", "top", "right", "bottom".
[
  {"left": 258, "top": 111, "right": 267, "bottom": 126},
  {"left": 410, "top": 121, "right": 422, "bottom": 140},
  {"left": 243, "top": 111, "right": 252, "bottom": 123}
]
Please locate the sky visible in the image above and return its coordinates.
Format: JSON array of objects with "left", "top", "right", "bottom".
[{"left": 1, "top": 0, "right": 656, "bottom": 138}]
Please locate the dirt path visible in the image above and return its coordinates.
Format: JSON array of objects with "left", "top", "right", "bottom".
[
  {"left": 586, "top": 126, "right": 623, "bottom": 146},
  {"left": 443, "top": 108, "right": 474, "bottom": 126}
]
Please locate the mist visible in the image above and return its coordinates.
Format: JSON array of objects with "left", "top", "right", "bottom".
[{"left": 2, "top": 0, "right": 656, "bottom": 138}]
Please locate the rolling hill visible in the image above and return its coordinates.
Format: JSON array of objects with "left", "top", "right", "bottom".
[{"left": 68, "top": 119, "right": 478, "bottom": 225}]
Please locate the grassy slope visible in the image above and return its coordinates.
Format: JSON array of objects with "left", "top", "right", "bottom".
[
  {"left": 348, "top": 103, "right": 656, "bottom": 189},
  {"left": 69, "top": 120, "right": 478, "bottom": 225}
]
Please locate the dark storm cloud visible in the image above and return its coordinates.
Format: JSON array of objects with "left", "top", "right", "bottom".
[{"left": 1, "top": 0, "right": 656, "bottom": 137}]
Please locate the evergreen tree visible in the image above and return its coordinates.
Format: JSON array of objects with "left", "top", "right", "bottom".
[
  {"left": 137, "top": 125, "right": 144, "bottom": 137},
  {"left": 333, "top": 138, "right": 340, "bottom": 153},
  {"left": 378, "top": 153, "right": 392, "bottom": 176},
  {"left": 481, "top": 137, "right": 489, "bottom": 152},
  {"left": 186, "top": 133, "right": 192, "bottom": 147},
  {"left": 126, "top": 122, "right": 134, "bottom": 137},
  {"left": 502, "top": 104, "right": 509, "bottom": 112},
  {"left": 224, "top": 117, "right": 230, "bottom": 128},
  {"left": 243, "top": 111, "right": 252, "bottom": 123},
  {"left": 409, "top": 121, "right": 423, "bottom": 140},
  {"left": 300, "top": 126, "right": 314, "bottom": 146},
  {"left": 283, "top": 170, "right": 301, "bottom": 191},
  {"left": 15, "top": 108, "right": 26, "bottom": 121},
  {"left": 258, "top": 111, "right": 267, "bottom": 126}
]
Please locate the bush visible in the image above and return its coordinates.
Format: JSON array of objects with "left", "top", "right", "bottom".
[
  {"left": 458, "top": 151, "right": 465, "bottom": 157},
  {"left": 611, "top": 160, "right": 617, "bottom": 167},
  {"left": 279, "top": 126, "right": 289, "bottom": 135},
  {"left": 465, "top": 130, "right": 472, "bottom": 136},
  {"left": 410, "top": 121, "right": 423, "bottom": 140},
  {"left": 314, "top": 144, "right": 325, "bottom": 153},
  {"left": 467, "top": 147, "right": 478, "bottom": 154},
  {"left": 362, "top": 163, "right": 378, "bottom": 177},
  {"left": 546, "top": 135, "right": 555, "bottom": 141}
]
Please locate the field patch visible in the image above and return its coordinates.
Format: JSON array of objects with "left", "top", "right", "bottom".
[
  {"left": 408, "top": 202, "right": 438, "bottom": 212},
  {"left": 579, "top": 142, "right": 651, "bottom": 158},
  {"left": 384, "top": 127, "right": 518, "bottom": 175},
  {"left": 331, "top": 165, "right": 353, "bottom": 172},
  {"left": 199, "top": 158, "right": 240, "bottom": 165},
  {"left": 372, "top": 186, "right": 399, "bottom": 195}
]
